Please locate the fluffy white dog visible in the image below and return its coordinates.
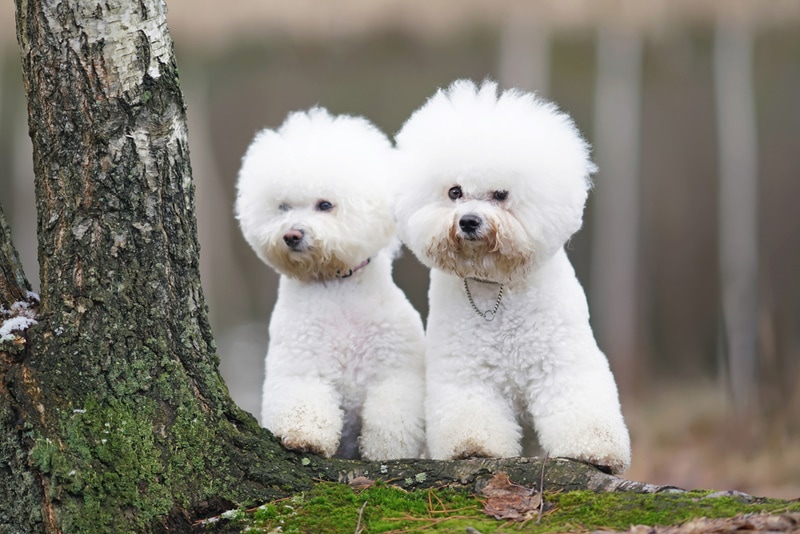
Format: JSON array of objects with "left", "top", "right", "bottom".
[
  {"left": 235, "top": 107, "right": 426, "bottom": 460},
  {"left": 394, "top": 80, "right": 631, "bottom": 474}
]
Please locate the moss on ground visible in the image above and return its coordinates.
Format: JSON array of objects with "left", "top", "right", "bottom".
[{"left": 198, "top": 481, "right": 800, "bottom": 533}]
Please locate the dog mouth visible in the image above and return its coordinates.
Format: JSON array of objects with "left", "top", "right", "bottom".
[
  {"left": 267, "top": 227, "right": 366, "bottom": 281},
  {"left": 423, "top": 213, "right": 531, "bottom": 282}
]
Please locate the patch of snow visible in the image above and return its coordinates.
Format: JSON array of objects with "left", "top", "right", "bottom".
[
  {"left": 1, "top": 298, "right": 39, "bottom": 341},
  {"left": 1, "top": 316, "right": 38, "bottom": 341}
]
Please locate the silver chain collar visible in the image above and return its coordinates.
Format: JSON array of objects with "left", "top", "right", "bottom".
[{"left": 463, "top": 278, "right": 505, "bottom": 321}]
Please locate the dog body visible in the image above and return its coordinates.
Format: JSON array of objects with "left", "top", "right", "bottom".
[
  {"left": 394, "top": 80, "right": 631, "bottom": 473},
  {"left": 264, "top": 249, "right": 425, "bottom": 460},
  {"left": 236, "top": 108, "right": 425, "bottom": 460}
]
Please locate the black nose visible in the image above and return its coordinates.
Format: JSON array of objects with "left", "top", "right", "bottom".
[
  {"left": 459, "top": 214, "right": 482, "bottom": 234},
  {"left": 283, "top": 229, "right": 304, "bottom": 249}
]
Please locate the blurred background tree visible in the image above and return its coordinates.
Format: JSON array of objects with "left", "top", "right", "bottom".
[{"left": 1, "top": 0, "right": 798, "bottom": 498}]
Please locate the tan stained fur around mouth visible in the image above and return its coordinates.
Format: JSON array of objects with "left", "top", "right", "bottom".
[
  {"left": 266, "top": 239, "right": 356, "bottom": 282},
  {"left": 425, "top": 219, "right": 532, "bottom": 283}
]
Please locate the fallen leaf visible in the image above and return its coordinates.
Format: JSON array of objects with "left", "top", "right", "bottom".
[
  {"left": 348, "top": 476, "right": 375, "bottom": 491},
  {"left": 480, "top": 472, "right": 542, "bottom": 522}
]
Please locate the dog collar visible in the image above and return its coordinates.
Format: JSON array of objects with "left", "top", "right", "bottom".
[
  {"left": 464, "top": 277, "right": 505, "bottom": 321},
  {"left": 336, "top": 258, "right": 371, "bottom": 279},
  {"left": 467, "top": 276, "right": 501, "bottom": 285}
]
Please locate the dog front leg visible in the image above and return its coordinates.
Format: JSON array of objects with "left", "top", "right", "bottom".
[
  {"left": 527, "top": 355, "right": 631, "bottom": 474},
  {"left": 359, "top": 369, "right": 425, "bottom": 460},
  {"left": 425, "top": 380, "right": 522, "bottom": 460},
  {"left": 261, "top": 376, "right": 343, "bottom": 457}
]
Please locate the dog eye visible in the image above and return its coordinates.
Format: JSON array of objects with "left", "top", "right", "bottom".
[
  {"left": 316, "top": 200, "right": 334, "bottom": 212},
  {"left": 448, "top": 186, "right": 463, "bottom": 201},
  {"left": 278, "top": 202, "right": 291, "bottom": 212},
  {"left": 493, "top": 190, "right": 509, "bottom": 202}
]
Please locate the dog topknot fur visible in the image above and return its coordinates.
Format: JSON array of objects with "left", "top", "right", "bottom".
[
  {"left": 394, "top": 80, "right": 631, "bottom": 473},
  {"left": 236, "top": 107, "right": 426, "bottom": 460}
]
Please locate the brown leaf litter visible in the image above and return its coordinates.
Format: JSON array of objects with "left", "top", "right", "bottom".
[{"left": 480, "top": 472, "right": 550, "bottom": 522}]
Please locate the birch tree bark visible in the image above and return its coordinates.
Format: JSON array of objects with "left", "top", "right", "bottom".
[
  {"left": 590, "top": 27, "right": 643, "bottom": 396},
  {"left": 498, "top": 14, "right": 551, "bottom": 96},
  {"left": 713, "top": 20, "right": 759, "bottom": 413},
  {"left": 3, "top": 1, "right": 314, "bottom": 531}
]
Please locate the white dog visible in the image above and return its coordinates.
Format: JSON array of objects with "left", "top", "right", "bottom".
[
  {"left": 394, "top": 80, "right": 631, "bottom": 474},
  {"left": 235, "top": 107, "right": 426, "bottom": 460}
]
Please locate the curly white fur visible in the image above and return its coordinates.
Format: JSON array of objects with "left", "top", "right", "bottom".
[
  {"left": 236, "top": 108, "right": 426, "bottom": 460},
  {"left": 394, "top": 80, "right": 631, "bottom": 474}
]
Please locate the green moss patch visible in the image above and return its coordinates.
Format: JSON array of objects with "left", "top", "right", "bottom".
[
  {"left": 28, "top": 392, "right": 232, "bottom": 533},
  {"left": 30, "top": 399, "right": 174, "bottom": 532},
  {"left": 543, "top": 490, "right": 799, "bottom": 532},
  {"left": 199, "top": 481, "right": 800, "bottom": 533}
]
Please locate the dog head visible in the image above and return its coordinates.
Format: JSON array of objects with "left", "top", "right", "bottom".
[
  {"left": 393, "top": 79, "right": 595, "bottom": 283},
  {"left": 236, "top": 107, "right": 395, "bottom": 282}
]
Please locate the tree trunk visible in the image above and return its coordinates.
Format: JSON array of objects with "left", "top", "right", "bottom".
[
  {"left": 713, "top": 20, "right": 759, "bottom": 413},
  {"left": 497, "top": 13, "right": 551, "bottom": 97},
  {"left": 2, "top": 1, "right": 660, "bottom": 532},
  {"left": 0, "top": 203, "right": 32, "bottom": 310},
  {"left": 590, "top": 26, "right": 643, "bottom": 397},
  {"left": 4, "top": 1, "right": 314, "bottom": 531}
]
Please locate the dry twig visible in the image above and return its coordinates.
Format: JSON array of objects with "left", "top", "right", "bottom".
[
  {"left": 355, "top": 500, "right": 368, "bottom": 534},
  {"left": 537, "top": 452, "right": 549, "bottom": 524}
]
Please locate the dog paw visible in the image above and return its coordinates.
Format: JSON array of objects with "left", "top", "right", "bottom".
[
  {"left": 566, "top": 452, "right": 629, "bottom": 475},
  {"left": 430, "top": 430, "right": 521, "bottom": 460},
  {"left": 535, "top": 407, "right": 631, "bottom": 475},
  {"left": 359, "top": 415, "right": 425, "bottom": 460},
  {"left": 359, "top": 434, "right": 424, "bottom": 461},
  {"left": 265, "top": 401, "right": 343, "bottom": 458},
  {"left": 427, "top": 397, "right": 522, "bottom": 460},
  {"left": 450, "top": 441, "right": 494, "bottom": 460},
  {"left": 278, "top": 430, "right": 339, "bottom": 457},
  {"left": 543, "top": 425, "right": 631, "bottom": 475}
]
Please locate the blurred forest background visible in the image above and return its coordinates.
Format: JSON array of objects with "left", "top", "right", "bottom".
[{"left": 1, "top": 0, "right": 798, "bottom": 498}]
